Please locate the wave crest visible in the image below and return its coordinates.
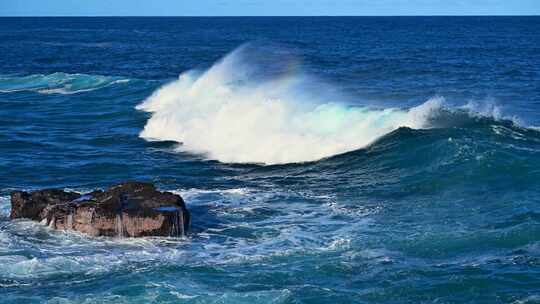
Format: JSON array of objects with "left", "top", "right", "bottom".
[
  {"left": 137, "top": 45, "right": 527, "bottom": 165},
  {"left": 137, "top": 46, "right": 445, "bottom": 164}
]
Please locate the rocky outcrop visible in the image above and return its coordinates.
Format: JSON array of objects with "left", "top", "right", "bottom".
[{"left": 10, "top": 182, "right": 190, "bottom": 237}]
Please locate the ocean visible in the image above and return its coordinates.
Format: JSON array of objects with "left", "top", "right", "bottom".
[{"left": 1, "top": 16, "right": 540, "bottom": 303}]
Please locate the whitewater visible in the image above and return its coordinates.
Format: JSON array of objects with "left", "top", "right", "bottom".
[{"left": 137, "top": 46, "right": 452, "bottom": 164}]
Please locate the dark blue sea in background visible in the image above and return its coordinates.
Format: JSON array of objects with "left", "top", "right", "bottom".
[{"left": 1, "top": 17, "right": 540, "bottom": 303}]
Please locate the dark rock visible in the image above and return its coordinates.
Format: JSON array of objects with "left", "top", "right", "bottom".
[
  {"left": 10, "top": 182, "right": 190, "bottom": 238},
  {"left": 10, "top": 189, "right": 81, "bottom": 221}
]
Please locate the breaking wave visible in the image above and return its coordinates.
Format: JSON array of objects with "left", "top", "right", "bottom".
[
  {"left": 0, "top": 72, "right": 130, "bottom": 95},
  {"left": 137, "top": 45, "right": 521, "bottom": 165}
]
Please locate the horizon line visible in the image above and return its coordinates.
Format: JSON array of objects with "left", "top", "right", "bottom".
[{"left": 0, "top": 14, "right": 539, "bottom": 18}]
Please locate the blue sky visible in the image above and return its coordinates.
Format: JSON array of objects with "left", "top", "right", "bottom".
[{"left": 1, "top": 0, "right": 539, "bottom": 16}]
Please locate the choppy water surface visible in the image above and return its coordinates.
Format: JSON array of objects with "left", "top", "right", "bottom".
[{"left": 1, "top": 17, "right": 540, "bottom": 303}]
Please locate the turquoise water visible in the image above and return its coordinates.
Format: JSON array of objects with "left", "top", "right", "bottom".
[{"left": 1, "top": 17, "right": 540, "bottom": 303}]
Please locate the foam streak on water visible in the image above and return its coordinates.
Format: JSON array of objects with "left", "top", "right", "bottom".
[{"left": 0, "top": 72, "right": 131, "bottom": 95}]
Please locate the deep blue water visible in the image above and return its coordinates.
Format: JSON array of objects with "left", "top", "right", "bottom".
[{"left": 1, "top": 17, "right": 540, "bottom": 303}]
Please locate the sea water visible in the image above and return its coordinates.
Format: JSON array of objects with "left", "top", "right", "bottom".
[{"left": 1, "top": 17, "right": 540, "bottom": 303}]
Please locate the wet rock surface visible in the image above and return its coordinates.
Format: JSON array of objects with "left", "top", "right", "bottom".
[{"left": 10, "top": 182, "right": 190, "bottom": 237}]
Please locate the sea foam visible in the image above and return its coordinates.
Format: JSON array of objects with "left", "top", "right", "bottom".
[
  {"left": 0, "top": 72, "right": 130, "bottom": 95},
  {"left": 137, "top": 45, "right": 444, "bottom": 164}
]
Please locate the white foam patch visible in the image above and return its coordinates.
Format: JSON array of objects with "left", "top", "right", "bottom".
[
  {"left": 169, "top": 187, "right": 366, "bottom": 265},
  {"left": 460, "top": 100, "right": 523, "bottom": 126},
  {"left": 137, "top": 45, "right": 444, "bottom": 164},
  {"left": 0, "top": 195, "right": 10, "bottom": 217},
  {"left": 173, "top": 188, "right": 253, "bottom": 208}
]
